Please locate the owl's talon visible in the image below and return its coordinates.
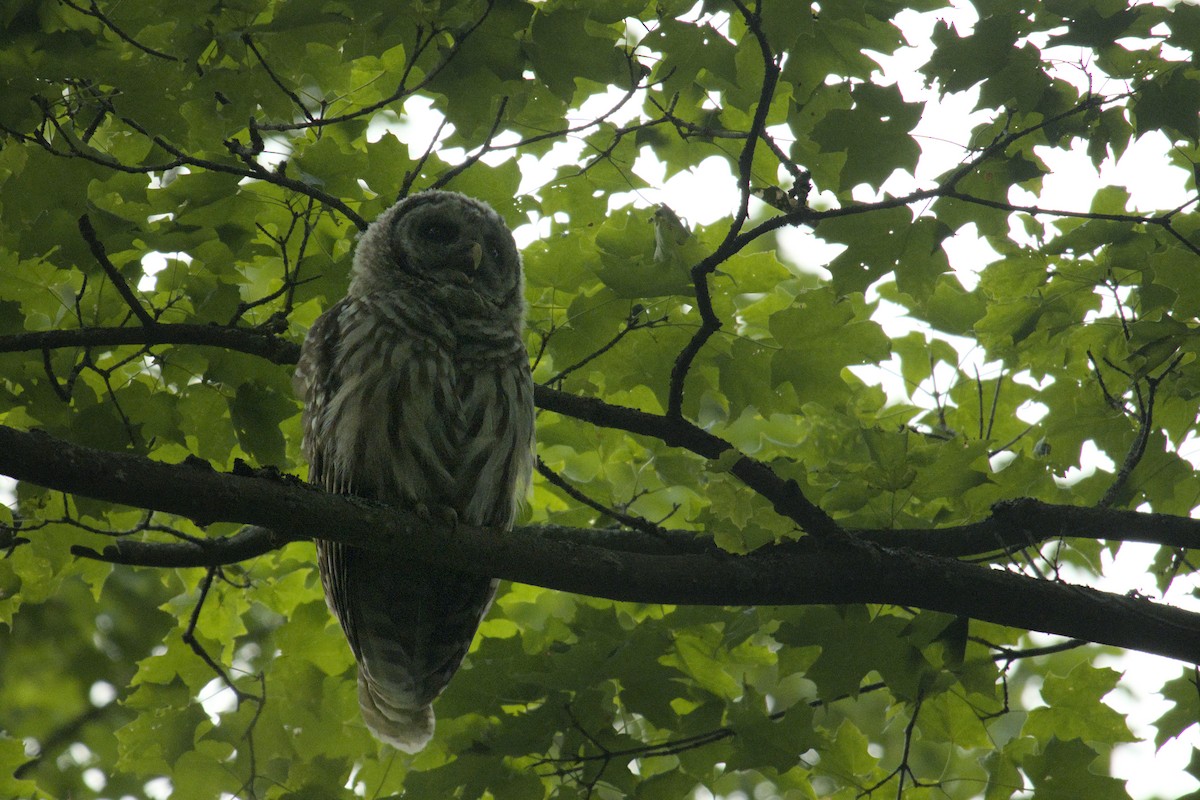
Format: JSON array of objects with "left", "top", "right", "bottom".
[{"left": 414, "top": 502, "right": 457, "bottom": 530}]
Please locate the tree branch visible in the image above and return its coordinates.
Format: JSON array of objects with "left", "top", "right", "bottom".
[
  {"left": 0, "top": 324, "right": 301, "bottom": 365},
  {"left": 3, "top": 424, "right": 1200, "bottom": 663},
  {"left": 0, "top": 323, "right": 842, "bottom": 538},
  {"left": 666, "top": 0, "right": 780, "bottom": 419},
  {"left": 534, "top": 385, "right": 844, "bottom": 539},
  {"left": 78, "top": 215, "right": 156, "bottom": 327},
  {"left": 250, "top": 0, "right": 496, "bottom": 134},
  {"left": 57, "top": 0, "right": 180, "bottom": 62},
  {"left": 10, "top": 323, "right": 1200, "bottom": 555}
]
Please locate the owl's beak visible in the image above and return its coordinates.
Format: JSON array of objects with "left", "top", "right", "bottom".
[{"left": 468, "top": 242, "right": 483, "bottom": 270}]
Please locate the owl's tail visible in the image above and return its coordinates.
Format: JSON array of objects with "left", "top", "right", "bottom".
[{"left": 357, "top": 675, "right": 435, "bottom": 753}]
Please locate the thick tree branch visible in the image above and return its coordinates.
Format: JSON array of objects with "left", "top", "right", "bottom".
[
  {"left": 9, "top": 324, "right": 1200, "bottom": 557},
  {"left": 3, "top": 424, "right": 1200, "bottom": 663},
  {"left": 8, "top": 323, "right": 1200, "bottom": 554},
  {"left": 69, "top": 497, "right": 1200, "bottom": 568}
]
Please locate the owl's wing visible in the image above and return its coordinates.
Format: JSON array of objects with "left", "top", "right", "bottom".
[
  {"left": 294, "top": 298, "right": 348, "bottom": 439},
  {"left": 295, "top": 297, "right": 380, "bottom": 498},
  {"left": 295, "top": 298, "right": 379, "bottom": 671}
]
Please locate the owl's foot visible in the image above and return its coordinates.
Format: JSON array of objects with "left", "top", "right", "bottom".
[{"left": 414, "top": 502, "right": 458, "bottom": 532}]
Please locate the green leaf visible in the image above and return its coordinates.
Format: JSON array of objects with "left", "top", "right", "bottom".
[
  {"left": 0, "top": 734, "right": 38, "bottom": 799},
  {"left": 1133, "top": 67, "right": 1200, "bottom": 141},
  {"left": 1155, "top": 669, "right": 1200, "bottom": 749},
  {"left": 662, "top": 628, "right": 743, "bottom": 700},
  {"left": 776, "top": 607, "right": 932, "bottom": 702},
  {"left": 811, "top": 83, "right": 922, "bottom": 193},
  {"left": 1022, "top": 738, "right": 1132, "bottom": 800},
  {"left": 527, "top": 7, "right": 626, "bottom": 103},
  {"left": 229, "top": 380, "right": 296, "bottom": 465},
  {"left": 725, "top": 688, "right": 818, "bottom": 772},
  {"left": 1023, "top": 663, "right": 1137, "bottom": 744},
  {"left": 768, "top": 288, "right": 890, "bottom": 405}
]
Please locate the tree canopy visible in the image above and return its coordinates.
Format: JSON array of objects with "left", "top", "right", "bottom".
[{"left": 2, "top": 0, "right": 1200, "bottom": 798}]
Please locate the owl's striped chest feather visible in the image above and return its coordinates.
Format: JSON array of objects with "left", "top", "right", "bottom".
[{"left": 297, "top": 293, "right": 533, "bottom": 527}]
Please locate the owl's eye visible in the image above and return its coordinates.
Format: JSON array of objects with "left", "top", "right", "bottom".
[
  {"left": 421, "top": 220, "right": 458, "bottom": 244},
  {"left": 486, "top": 239, "right": 505, "bottom": 263}
]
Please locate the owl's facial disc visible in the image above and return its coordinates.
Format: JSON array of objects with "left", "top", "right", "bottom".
[
  {"left": 420, "top": 218, "right": 456, "bottom": 242},
  {"left": 407, "top": 212, "right": 487, "bottom": 279},
  {"left": 367, "top": 192, "right": 519, "bottom": 303}
]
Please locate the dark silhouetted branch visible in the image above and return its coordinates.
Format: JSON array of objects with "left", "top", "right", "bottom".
[
  {"left": 3, "top": 425, "right": 1200, "bottom": 663},
  {"left": 0, "top": 324, "right": 301, "bottom": 365}
]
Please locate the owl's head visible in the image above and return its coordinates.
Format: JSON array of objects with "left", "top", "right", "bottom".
[{"left": 349, "top": 190, "right": 522, "bottom": 311}]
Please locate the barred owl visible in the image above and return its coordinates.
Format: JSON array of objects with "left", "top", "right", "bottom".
[{"left": 293, "top": 190, "right": 535, "bottom": 752}]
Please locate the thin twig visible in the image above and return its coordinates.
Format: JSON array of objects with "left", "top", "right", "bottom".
[
  {"left": 251, "top": 1, "right": 496, "bottom": 134},
  {"left": 241, "top": 34, "right": 316, "bottom": 123},
  {"left": 183, "top": 568, "right": 248, "bottom": 701},
  {"left": 0, "top": 324, "right": 301, "bottom": 364},
  {"left": 1098, "top": 353, "right": 1184, "bottom": 508},
  {"left": 971, "top": 635, "right": 1089, "bottom": 664},
  {"left": 58, "top": 0, "right": 179, "bottom": 61},
  {"left": 987, "top": 423, "right": 1035, "bottom": 458},
  {"left": 78, "top": 215, "right": 155, "bottom": 326},
  {"left": 535, "top": 458, "right": 667, "bottom": 538},
  {"left": 430, "top": 96, "right": 511, "bottom": 191},
  {"left": 400, "top": 116, "right": 452, "bottom": 198},
  {"left": 121, "top": 114, "right": 368, "bottom": 230},
  {"left": 546, "top": 313, "right": 668, "bottom": 386}
]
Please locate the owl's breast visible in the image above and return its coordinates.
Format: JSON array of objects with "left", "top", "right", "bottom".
[{"left": 313, "top": 312, "right": 532, "bottom": 528}]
